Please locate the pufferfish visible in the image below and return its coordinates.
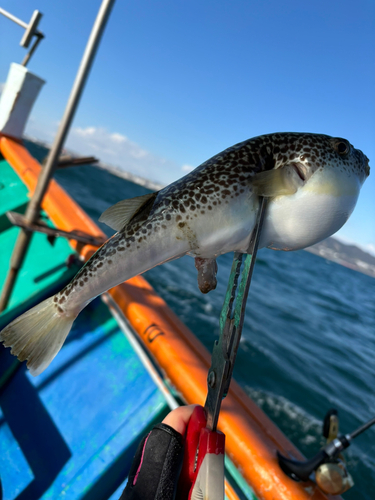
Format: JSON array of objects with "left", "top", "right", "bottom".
[{"left": 0, "top": 132, "right": 370, "bottom": 375}]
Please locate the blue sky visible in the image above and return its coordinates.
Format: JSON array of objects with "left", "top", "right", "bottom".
[{"left": 1, "top": 0, "right": 374, "bottom": 253}]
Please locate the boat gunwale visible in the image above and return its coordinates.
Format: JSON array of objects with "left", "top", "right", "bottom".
[{"left": 0, "top": 134, "right": 339, "bottom": 500}]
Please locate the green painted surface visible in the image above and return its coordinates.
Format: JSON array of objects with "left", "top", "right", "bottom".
[
  {"left": 0, "top": 155, "right": 170, "bottom": 499},
  {"left": 0, "top": 158, "right": 80, "bottom": 328},
  {"left": 0, "top": 154, "right": 259, "bottom": 500},
  {"left": 0, "top": 161, "right": 28, "bottom": 232}
]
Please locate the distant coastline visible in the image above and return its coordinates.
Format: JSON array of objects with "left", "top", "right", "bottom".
[
  {"left": 24, "top": 135, "right": 375, "bottom": 279},
  {"left": 95, "top": 161, "right": 164, "bottom": 192},
  {"left": 23, "top": 134, "right": 164, "bottom": 192},
  {"left": 306, "top": 238, "right": 375, "bottom": 279}
]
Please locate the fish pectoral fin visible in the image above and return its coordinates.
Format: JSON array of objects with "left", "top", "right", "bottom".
[
  {"left": 99, "top": 192, "right": 157, "bottom": 231},
  {"left": 252, "top": 167, "right": 298, "bottom": 197}
]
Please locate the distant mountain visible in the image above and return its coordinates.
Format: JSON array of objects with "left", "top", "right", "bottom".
[{"left": 306, "top": 237, "right": 375, "bottom": 278}]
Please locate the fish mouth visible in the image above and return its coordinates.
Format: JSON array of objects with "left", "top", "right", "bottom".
[{"left": 291, "top": 163, "right": 306, "bottom": 182}]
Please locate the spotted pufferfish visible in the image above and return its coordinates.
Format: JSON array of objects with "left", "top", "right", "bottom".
[{"left": 0, "top": 132, "right": 370, "bottom": 375}]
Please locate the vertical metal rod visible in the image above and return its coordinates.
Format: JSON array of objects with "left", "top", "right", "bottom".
[
  {"left": 21, "top": 34, "right": 44, "bottom": 67},
  {"left": 0, "top": 0, "right": 116, "bottom": 312},
  {"left": 204, "top": 198, "right": 267, "bottom": 432}
]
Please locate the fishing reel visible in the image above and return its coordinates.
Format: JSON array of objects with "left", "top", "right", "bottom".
[
  {"left": 314, "top": 459, "right": 353, "bottom": 495},
  {"left": 278, "top": 409, "right": 375, "bottom": 496}
]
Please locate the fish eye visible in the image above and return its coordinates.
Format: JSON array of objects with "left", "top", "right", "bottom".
[{"left": 336, "top": 140, "right": 350, "bottom": 156}]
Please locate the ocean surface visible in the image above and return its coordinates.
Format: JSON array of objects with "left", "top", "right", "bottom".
[{"left": 26, "top": 141, "right": 375, "bottom": 500}]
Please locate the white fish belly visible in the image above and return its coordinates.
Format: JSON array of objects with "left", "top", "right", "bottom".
[
  {"left": 261, "top": 168, "right": 361, "bottom": 251},
  {"left": 187, "top": 191, "right": 259, "bottom": 258}
]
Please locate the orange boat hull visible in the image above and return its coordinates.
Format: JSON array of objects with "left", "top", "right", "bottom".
[{"left": 0, "top": 135, "right": 337, "bottom": 500}]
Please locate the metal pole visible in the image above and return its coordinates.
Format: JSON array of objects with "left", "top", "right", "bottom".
[
  {"left": 21, "top": 34, "right": 44, "bottom": 67},
  {"left": 1, "top": 8, "right": 44, "bottom": 64},
  {"left": 0, "top": 0, "right": 116, "bottom": 312}
]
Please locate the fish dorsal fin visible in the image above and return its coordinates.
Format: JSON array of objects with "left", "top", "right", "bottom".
[
  {"left": 99, "top": 192, "right": 157, "bottom": 231},
  {"left": 252, "top": 166, "right": 298, "bottom": 197}
]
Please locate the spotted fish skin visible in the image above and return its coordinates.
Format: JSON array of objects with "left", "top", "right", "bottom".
[
  {"left": 56, "top": 132, "right": 369, "bottom": 313},
  {"left": 0, "top": 132, "right": 370, "bottom": 375},
  {"left": 54, "top": 135, "right": 276, "bottom": 312}
]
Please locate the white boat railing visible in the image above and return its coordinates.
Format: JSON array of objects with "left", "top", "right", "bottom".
[
  {"left": 0, "top": 8, "right": 44, "bottom": 66},
  {"left": 0, "top": 0, "right": 116, "bottom": 312}
]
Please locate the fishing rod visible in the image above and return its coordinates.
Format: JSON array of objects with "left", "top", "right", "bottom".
[{"left": 277, "top": 414, "right": 375, "bottom": 495}]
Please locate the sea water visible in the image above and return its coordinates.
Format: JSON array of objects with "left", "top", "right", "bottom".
[{"left": 27, "top": 141, "right": 375, "bottom": 500}]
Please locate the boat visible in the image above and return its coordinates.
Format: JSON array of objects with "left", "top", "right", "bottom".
[{"left": 0, "top": 5, "right": 348, "bottom": 500}]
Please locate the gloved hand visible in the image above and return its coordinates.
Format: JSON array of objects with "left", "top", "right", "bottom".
[{"left": 120, "top": 405, "right": 200, "bottom": 500}]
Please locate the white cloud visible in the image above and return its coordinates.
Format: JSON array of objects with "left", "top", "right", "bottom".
[
  {"left": 23, "top": 120, "right": 195, "bottom": 185},
  {"left": 181, "top": 164, "right": 195, "bottom": 173},
  {"left": 64, "top": 126, "right": 183, "bottom": 185},
  {"left": 110, "top": 132, "right": 127, "bottom": 143},
  {"left": 75, "top": 126, "right": 96, "bottom": 136}
]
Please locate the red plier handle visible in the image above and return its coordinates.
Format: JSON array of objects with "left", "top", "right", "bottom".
[{"left": 178, "top": 406, "right": 225, "bottom": 500}]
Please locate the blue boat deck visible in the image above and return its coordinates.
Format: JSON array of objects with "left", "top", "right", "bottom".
[
  {"left": 0, "top": 152, "right": 170, "bottom": 500},
  {"left": 0, "top": 148, "right": 257, "bottom": 500},
  {"left": 0, "top": 297, "right": 169, "bottom": 500}
]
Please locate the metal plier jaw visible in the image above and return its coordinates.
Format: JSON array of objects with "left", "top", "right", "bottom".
[
  {"left": 179, "top": 197, "right": 268, "bottom": 500},
  {"left": 205, "top": 196, "right": 268, "bottom": 432}
]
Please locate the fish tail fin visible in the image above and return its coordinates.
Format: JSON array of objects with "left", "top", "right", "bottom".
[{"left": 0, "top": 296, "right": 77, "bottom": 376}]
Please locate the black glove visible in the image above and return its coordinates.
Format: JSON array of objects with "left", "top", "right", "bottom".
[{"left": 120, "top": 423, "right": 184, "bottom": 500}]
